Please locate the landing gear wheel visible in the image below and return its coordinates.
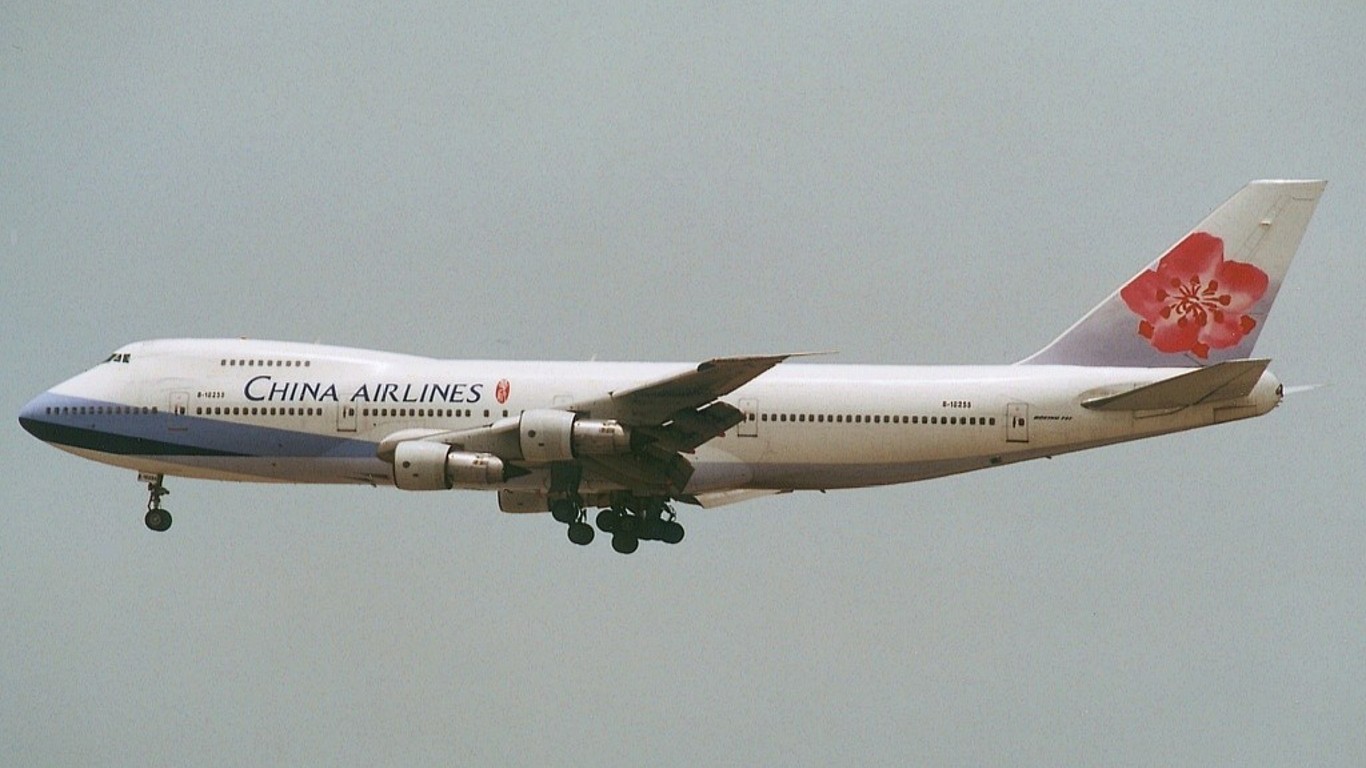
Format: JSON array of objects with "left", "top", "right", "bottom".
[
  {"left": 142, "top": 474, "right": 172, "bottom": 531},
  {"left": 595, "top": 508, "right": 619, "bottom": 533},
  {"left": 144, "top": 508, "right": 172, "bottom": 532},
  {"left": 611, "top": 532, "right": 639, "bottom": 555},
  {"left": 550, "top": 499, "right": 578, "bottom": 524},
  {"left": 567, "top": 521, "right": 595, "bottom": 546},
  {"left": 661, "top": 521, "right": 685, "bottom": 544}
]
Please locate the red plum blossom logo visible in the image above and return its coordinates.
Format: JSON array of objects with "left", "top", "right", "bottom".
[{"left": 1119, "top": 232, "right": 1268, "bottom": 359}]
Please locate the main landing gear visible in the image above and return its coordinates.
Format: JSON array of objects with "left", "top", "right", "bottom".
[
  {"left": 597, "top": 502, "right": 685, "bottom": 554},
  {"left": 551, "top": 498, "right": 596, "bottom": 546},
  {"left": 551, "top": 496, "right": 685, "bottom": 554},
  {"left": 142, "top": 473, "right": 172, "bottom": 532}
]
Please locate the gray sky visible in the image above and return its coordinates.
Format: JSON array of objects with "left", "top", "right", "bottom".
[{"left": 4, "top": 3, "right": 1365, "bottom": 765}]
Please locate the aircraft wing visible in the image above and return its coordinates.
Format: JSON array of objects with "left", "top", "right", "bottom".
[
  {"left": 567, "top": 354, "right": 810, "bottom": 492},
  {"left": 402, "top": 353, "right": 807, "bottom": 496},
  {"left": 573, "top": 353, "right": 809, "bottom": 425}
]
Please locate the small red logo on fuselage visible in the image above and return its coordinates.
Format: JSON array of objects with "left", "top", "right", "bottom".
[{"left": 495, "top": 379, "right": 510, "bottom": 404}]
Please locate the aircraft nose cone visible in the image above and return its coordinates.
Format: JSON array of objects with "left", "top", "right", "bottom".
[
  {"left": 18, "top": 390, "right": 69, "bottom": 442},
  {"left": 18, "top": 394, "right": 44, "bottom": 438}
]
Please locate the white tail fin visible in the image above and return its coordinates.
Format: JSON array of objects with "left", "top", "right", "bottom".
[{"left": 1021, "top": 180, "right": 1326, "bottom": 367}]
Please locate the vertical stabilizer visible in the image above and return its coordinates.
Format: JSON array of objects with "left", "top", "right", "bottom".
[{"left": 1021, "top": 180, "right": 1325, "bottom": 367}]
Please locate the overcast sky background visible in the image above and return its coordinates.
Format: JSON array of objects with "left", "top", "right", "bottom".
[{"left": 4, "top": 3, "right": 1365, "bottom": 765}]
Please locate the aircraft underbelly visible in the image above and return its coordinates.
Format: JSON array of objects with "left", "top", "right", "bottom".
[{"left": 58, "top": 445, "right": 390, "bottom": 484}]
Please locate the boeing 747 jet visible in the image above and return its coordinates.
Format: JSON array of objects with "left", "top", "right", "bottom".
[{"left": 19, "top": 180, "right": 1324, "bottom": 553}]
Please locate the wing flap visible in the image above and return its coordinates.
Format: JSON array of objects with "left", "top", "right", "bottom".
[
  {"left": 636, "top": 401, "right": 744, "bottom": 453},
  {"left": 1081, "top": 358, "right": 1271, "bottom": 411},
  {"left": 579, "top": 448, "right": 694, "bottom": 494}
]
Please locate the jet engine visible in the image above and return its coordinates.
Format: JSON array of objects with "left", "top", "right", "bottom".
[
  {"left": 451, "top": 409, "right": 632, "bottom": 463},
  {"left": 516, "top": 409, "right": 631, "bottom": 462},
  {"left": 391, "top": 440, "right": 509, "bottom": 491}
]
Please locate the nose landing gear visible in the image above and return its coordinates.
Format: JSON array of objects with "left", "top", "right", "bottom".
[{"left": 141, "top": 473, "right": 172, "bottom": 532}]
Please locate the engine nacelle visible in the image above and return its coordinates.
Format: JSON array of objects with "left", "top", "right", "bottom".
[
  {"left": 517, "top": 409, "right": 631, "bottom": 463},
  {"left": 572, "top": 417, "right": 633, "bottom": 455},
  {"left": 391, "top": 440, "right": 507, "bottom": 491}
]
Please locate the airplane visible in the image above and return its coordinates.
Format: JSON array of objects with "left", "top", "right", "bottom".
[{"left": 18, "top": 179, "right": 1325, "bottom": 554}]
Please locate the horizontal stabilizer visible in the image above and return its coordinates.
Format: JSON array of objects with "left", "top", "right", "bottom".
[{"left": 1081, "top": 358, "right": 1270, "bottom": 411}]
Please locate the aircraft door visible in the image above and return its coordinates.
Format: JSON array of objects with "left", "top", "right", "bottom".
[
  {"left": 168, "top": 391, "right": 189, "bottom": 431},
  {"left": 337, "top": 404, "right": 358, "bottom": 432},
  {"left": 738, "top": 398, "right": 759, "bottom": 437},
  {"left": 1006, "top": 402, "right": 1029, "bottom": 443}
]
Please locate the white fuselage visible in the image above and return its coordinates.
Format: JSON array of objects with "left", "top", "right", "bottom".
[{"left": 19, "top": 339, "right": 1282, "bottom": 500}]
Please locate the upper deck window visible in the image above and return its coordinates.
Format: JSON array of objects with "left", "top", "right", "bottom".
[
  {"left": 104, "top": 353, "right": 132, "bottom": 364},
  {"left": 224, "top": 358, "right": 311, "bottom": 367}
]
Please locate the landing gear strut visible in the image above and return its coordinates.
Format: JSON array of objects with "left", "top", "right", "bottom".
[
  {"left": 142, "top": 473, "right": 172, "bottom": 532},
  {"left": 548, "top": 464, "right": 595, "bottom": 546},
  {"left": 547, "top": 466, "right": 685, "bottom": 553}
]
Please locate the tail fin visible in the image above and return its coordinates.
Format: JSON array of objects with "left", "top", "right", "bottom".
[{"left": 1021, "top": 179, "right": 1326, "bottom": 367}]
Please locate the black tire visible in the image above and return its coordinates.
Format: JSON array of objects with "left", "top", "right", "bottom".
[
  {"left": 611, "top": 533, "right": 639, "bottom": 555},
  {"left": 144, "top": 509, "right": 172, "bottom": 532},
  {"left": 550, "top": 499, "right": 577, "bottom": 524},
  {"left": 616, "top": 513, "right": 638, "bottom": 535},
  {"left": 595, "top": 508, "right": 618, "bottom": 533},
  {"left": 661, "top": 521, "right": 685, "bottom": 545},
  {"left": 567, "top": 522, "right": 595, "bottom": 546}
]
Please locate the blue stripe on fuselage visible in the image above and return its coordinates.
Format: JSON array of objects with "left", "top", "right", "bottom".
[{"left": 18, "top": 393, "right": 377, "bottom": 459}]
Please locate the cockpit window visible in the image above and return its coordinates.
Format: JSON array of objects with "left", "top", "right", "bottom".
[{"left": 104, "top": 353, "right": 132, "bottom": 364}]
